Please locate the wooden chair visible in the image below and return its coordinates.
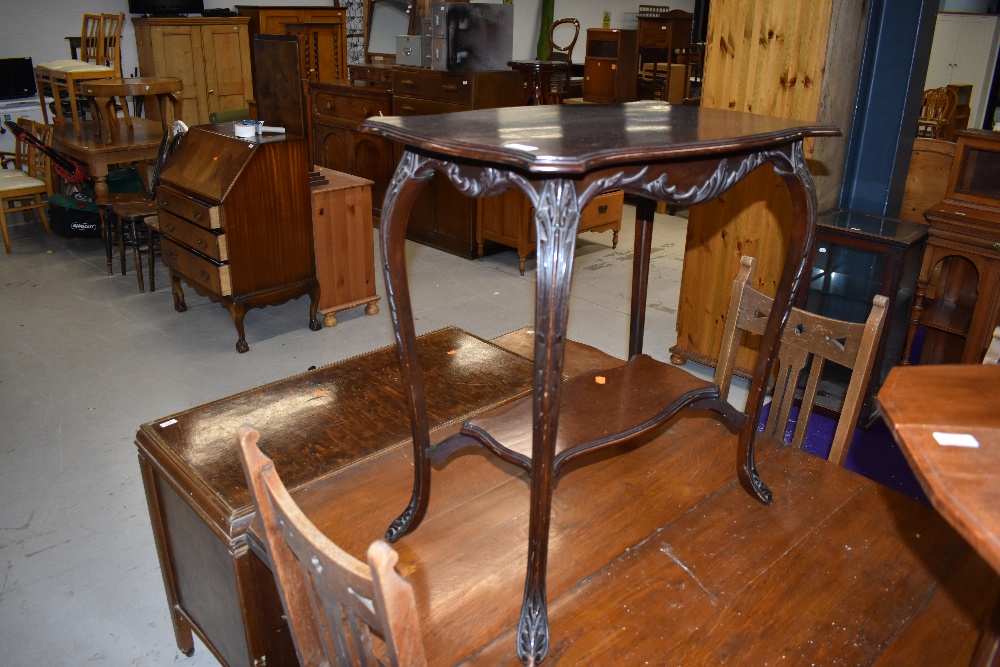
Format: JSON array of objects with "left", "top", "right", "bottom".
[
  {"left": 983, "top": 326, "right": 1000, "bottom": 364},
  {"left": 715, "top": 256, "right": 888, "bottom": 465},
  {"left": 34, "top": 13, "right": 125, "bottom": 136},
  {"left": 237, "top": 424, "right": 427, "bottom": 667},
  {"left": 916, "top": 87, "right": 957, "bottom": 140},
  {"left": 546, "top": 18, "right": 582, "bottom": 103},
  {"left": 0, "top": 118, "right": 53, "bottom": 253},
  {"left": 899, "top": 138, "right": 956, "bottom": 223}
]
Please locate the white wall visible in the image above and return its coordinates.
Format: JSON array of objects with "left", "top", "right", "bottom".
[{"left": 1, "top": 0, "right": 695, "bottom": 83}]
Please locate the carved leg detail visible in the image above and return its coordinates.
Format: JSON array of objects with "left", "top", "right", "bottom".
[
  {"left": 230, "top": 304, "right": 249, "bottom": 353},
  {"left": 629, "top": 198, "right": 656, "bottom": 359},
  {"left": 517, "top": 586, "right": 550, "bottom": 665},
  {"left": 901, "top": 275, "right": 930, "bottom": 366}
]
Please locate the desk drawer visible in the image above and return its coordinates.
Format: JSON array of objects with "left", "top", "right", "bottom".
[
  {"left": 158, "top": 187, "right": 221, "bottom": 230},
  {"left": 161, "top": 237, "right": 232, "bottom": 296},
  {"left": 159, "top": 210, "right": 228, "bottom": 262},
  {"left": 393, "top": 95, "right": 469, "bottom": 116},
  {"left": 392, "top": 69, "right": 472, "bottom": 106},
  {"left": 580, "top": 190, "right": 624, "bottom": 233},
  {"left": 313, "top": 89, "right": 391, "bottom": 124}
]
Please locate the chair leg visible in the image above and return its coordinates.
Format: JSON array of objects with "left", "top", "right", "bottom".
[
  {"left": 34, "top": 195, "right": 51, "bottom": 235},
  {"left": 117, "top": 211, "right": 127, "bottom": 276},
  {"left": 35, "top": 74, "right": 50, "bottom": 124},
  {"left": 130, "top": 218, "right": 145, "bottom": 293},
  {"left": 0, "top": 204, "right": 10, "bottom": 254},
  {"left": 100, "top": 207, "right": 114, "bottom": 275},
  {"left": 66, "top": 78, "right": 83, "bottom": 137},
  {"left": 147, "top": 227, "right": 157, "bottom": 292}
]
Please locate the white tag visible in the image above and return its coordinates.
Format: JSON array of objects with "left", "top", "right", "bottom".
[
  {"left": 159, "top": 418, "right": 178, "bottom": 428},
  {"left": 504, "top": 143, "right": 538, "bottom": 151},
  {"left": 932, "top": 432, "right": 980, "bottom": 448}
]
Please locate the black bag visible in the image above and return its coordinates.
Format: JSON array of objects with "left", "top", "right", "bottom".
[{"left": 47, "top": 167, "right": 146, "bottom": 238}]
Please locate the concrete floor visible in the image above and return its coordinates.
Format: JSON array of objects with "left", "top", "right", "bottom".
[{"left": 0, "top": 204, "right": 747, "bottom": 665}]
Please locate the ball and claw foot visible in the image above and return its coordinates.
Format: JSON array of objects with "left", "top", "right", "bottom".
[
  {"left": 309, "top": 319, "right": 322, "bottom": 332},
  {"left": 236, "top": 338, "right": 249, "bottom": 353}
]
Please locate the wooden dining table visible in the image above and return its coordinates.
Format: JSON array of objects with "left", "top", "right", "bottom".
[
  {"left": 50, "top": 116, "right": 164, "bottom": 199},
  {"left": 80, "top": 76, "right": 182, "bottom": 144},
  {"left": 879, "top": 364, "right": 1000, "bottom": 666}
]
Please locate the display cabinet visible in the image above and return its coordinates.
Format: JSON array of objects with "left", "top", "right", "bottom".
[
  {"left": 801, "top": 209, "right": 927, "bottom": 423},
  {"left": 583, "top": 28, "right": 638, "bottom": 103},
  {"left": 903, "top": 129, "right": 1000, "bottom": 365}
]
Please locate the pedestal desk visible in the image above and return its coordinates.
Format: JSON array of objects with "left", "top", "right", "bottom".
[{"left": 359, "top": 101, "right": 839, "bottom": 664}]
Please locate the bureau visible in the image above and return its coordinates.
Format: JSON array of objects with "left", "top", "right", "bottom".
[
  {"left": 157, "top": 124, "right": 320, "bottom": 353},
  {"left": 391, "top": 66, "right": 523, "bottom": 258},
  {"left": 310, "top": 80, "right": 394, "bottom": 223}
]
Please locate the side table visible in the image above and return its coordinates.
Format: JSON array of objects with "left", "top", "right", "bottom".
[
  {"left": 81, "top": 76, "right": 183, "bottom": 145},
  {"left": 360, "top": 101, "right": 838, "bottom": 664}
]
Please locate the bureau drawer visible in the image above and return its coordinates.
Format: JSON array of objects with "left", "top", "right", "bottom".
[
  {"left": 393, "top": 95, "right": 469, "bottom": 116},
  {"left": 159, "top": 210, "right": 228, "bottom": 262},
  {"left": 392, "top": 69, "right": 472, "bottom": 106},
  {"left": 161, "top": 237, "right": 232, "bottom": 296},
  {"left": 313, "top": 89, "right": 391, "bottom": 124},
  {"left": 579, "top": 190, "right": 625, "bottom": 233},
  {"left": 158, "top": 187, "right": 221, "bottom": 230}
]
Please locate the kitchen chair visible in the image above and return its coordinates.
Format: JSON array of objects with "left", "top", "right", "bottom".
[
  {"left": 545, "top": 18, "right": 582, "bottom": 103},
  {"left": 715, "top": 256, "right": 888, "bottom": 465},
  {"left": 98, "top": 128, "right": 178, "bottom": 291},
  {"left": 237, "top": 425, "right": 427, "bottom": 667},
  {"left": 983, "top": 326, "right": 1000, "bottom": 364},
  {"left": 34, "top": 13, "right": 125, "bottom": 136},
  {"left": 916, "top": 87, "right": 957, "bottom": 140},
  {"left": 0, "top": 118, "right": 53, "bottom": 254}
]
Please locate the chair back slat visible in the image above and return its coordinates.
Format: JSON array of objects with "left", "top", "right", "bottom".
[
  {"left": 715, "top": 256, "right": 888, "bottom": 466},
  {"left": 81, "top": 14, "right": 103, "bottom": 64},
  {"left": 237, "top": 425, "right": 427, "bottom": 667}
]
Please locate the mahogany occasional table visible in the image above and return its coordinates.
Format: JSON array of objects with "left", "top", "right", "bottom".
[
  {"left": 879, "top": 364, "right": 1000, "bottom": 667},
  {"left": 360, "top": 101, "right": 838, "bottom": 664}
]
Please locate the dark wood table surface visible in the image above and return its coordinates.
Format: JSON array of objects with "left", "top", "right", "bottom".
[
  {"left": 360, "top": 101, "right": 839, "bottom": 663},
  {"left": 248, "top": 332, "right": 997, "bottom": 665}
]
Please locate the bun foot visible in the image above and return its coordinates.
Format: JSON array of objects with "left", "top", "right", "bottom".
[
  {"left": 669, "top": 353, "right": 686, "bottom": 365},
  {"left": 365, "top": 302, "right": 379, "bottom": 316},
  {"left": 323, "top": 313, "right": 338, "bottom": 327}
]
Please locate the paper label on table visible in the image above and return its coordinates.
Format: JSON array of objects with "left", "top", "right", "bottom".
[
  {"left": 932, "top": 432, "right": 980, "bottom": 448},
  {"left": 159, "top": 418, "right": 178, "bottom": 428}
]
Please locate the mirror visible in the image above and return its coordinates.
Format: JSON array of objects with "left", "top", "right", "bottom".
[{"left": 365, "top": 0, "right": 416, "bottom": 63}]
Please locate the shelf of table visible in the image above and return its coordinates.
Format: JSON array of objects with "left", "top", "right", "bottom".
[
  {"left": 460, "top": 354, "right": 742, "bottom": 475},
  {"left": 918, "top": 298, "right": 975, "bottom": 337}
]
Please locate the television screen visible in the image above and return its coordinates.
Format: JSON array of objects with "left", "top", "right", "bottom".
[{"left": 128, "top": 0, "right": 204, "bottom": 16}]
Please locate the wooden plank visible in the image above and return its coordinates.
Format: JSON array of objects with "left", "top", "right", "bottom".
[{"left": 674, "top": 0, "right": 869, "bottom": 372}]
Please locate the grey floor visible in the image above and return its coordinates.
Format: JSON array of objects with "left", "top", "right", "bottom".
[{"left": 0, "top": 204, "right": 747, "bottom": 665}]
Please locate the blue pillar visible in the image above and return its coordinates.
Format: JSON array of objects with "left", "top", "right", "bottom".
[{"left": 839, "top": 0, "right": 940, "bottom": 216}]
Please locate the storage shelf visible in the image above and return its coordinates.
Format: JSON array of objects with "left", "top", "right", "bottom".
[
  {"left": 918, "top": 298, "right": 974, "bottom": 337},
  {"left": 459, "top": 354, "right": 743, "bottom": 475}
]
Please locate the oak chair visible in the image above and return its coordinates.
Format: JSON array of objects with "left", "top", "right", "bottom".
[
  {"left": 715, "top": 256, "right": 888, "bottom": 465},
  {"left": 34, "top": 13, "right": 125, "bottom": 136},
  {"left": 916, "top": 87, "right": 957, "bottom": 140},
  {"left": 237, "top": 425, "right": 427, "bottom": 667},
  {"left": 984, "top": 326, "right": 1000, "bottom": 364},
  {"left": 0, "top": 118, "right": 53, "bottom": 254}
]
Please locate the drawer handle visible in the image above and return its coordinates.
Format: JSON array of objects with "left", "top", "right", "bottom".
[
  {"left": 598, "top": 205, "right": 608, "bottom": 214},
  {"left": 194, "top": 212, "right": 203, "bottom": 222},
  {"left": 197, "top": 238, "right": 207, "bottom": 249},
  {"left": 401, "top": 105, "right": 417, "bottom": 113},
  {"left": 200, "top": 270, "right": 210, "bottom": 282},
  {"left": 165, "top": 222, "right": 175, "bottom": 232},
  {"left": 362, "top": 106, "right": 371, "bottom": 117},
  {"left": 994, "top": 242, "right": 1000, "bottom": 251},
  {"left": 160, "top": 199, "right": 169, "bottom": 207},
  {"left": 165, "top": 250, "right": 176, "bottom": 260},
  {"left": 441, "top": 84, "right": 459, "bottom": 91},
  {"left": 400, "top": 78, "right": 414, "bottom": 86}
]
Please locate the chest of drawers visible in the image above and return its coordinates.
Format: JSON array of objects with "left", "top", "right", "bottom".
[
  {"left": 391, "top": 66, "right": 523, "bottom": 258},
  {"left": 158, "top": 124, "right": 320, "bottom": 352}
]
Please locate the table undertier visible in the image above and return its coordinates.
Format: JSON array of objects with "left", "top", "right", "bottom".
[{"left": 458, "top": 354, "right": 745, "bottom": 474}]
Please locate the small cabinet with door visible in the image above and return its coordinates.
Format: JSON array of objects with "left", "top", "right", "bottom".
[
  {"left": 134, "top": 17, "right": 254, "bottom": 127},
  {"left": 583, "top": 28, "right": 638, "bottom": 103}
]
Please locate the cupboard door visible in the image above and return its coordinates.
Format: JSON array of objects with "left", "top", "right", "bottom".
[
  {"left": 260, "top": 10, "right": 302, "bottom": 34},
  {"left": 151, "top": 25, "right": 209, "bottom": 126},
  {"left": 313, "top": 124, "right": 353, "bottom": 175},
  {"left": 201, "top": 24, "right": 254, "bottom": 117},
  {"left": 352, "top": 132, "right": 393, "bottom": 220}
]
